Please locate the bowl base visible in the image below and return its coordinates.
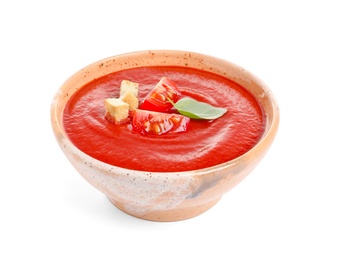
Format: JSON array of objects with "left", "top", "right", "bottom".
[{"left": 108, "top": 196, "right": 221, "bottom": 222}]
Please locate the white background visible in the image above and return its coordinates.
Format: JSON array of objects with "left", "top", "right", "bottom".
[{"left": 1, "top": 0, "right": 336, "bottom": 259}]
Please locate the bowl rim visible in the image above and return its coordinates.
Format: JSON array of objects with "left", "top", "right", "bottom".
[{"left": 51, "top": 49, "right": 280, "bottom": 177}]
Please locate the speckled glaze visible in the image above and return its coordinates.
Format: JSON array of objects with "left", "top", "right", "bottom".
[{"left": 51, "top": 50, "right": 279, "bottom": 221}]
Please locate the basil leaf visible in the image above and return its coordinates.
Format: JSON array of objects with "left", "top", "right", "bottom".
[{"left": 172, "top": 97, "right": 227, "bottom": 120}]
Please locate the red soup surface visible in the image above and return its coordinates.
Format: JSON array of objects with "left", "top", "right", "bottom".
[{"left": 63, "top": 66, "right": 266, "bottom": 172}]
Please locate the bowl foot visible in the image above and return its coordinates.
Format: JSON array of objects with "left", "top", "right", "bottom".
[{"left": 107, "top": 196, "right": 221, "bottom": 222}]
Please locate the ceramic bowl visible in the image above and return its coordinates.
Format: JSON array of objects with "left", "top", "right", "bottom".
[{"left": 51, "top": 50, "right": 279, "bottom": 222}]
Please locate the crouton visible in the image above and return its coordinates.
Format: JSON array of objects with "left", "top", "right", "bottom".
[
  {"left": 119, "top": 91, "right": 139, "bottom": 111},
  {"left": 104, "top": 98, "right": 129, "bottom": 124},
  {"left": 120, "top": 80, "right": 139, "bottom": 97}
]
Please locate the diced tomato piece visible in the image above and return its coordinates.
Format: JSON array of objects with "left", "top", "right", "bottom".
[
  {"left": 140, "top": 77, "right": 181, "bottom": 112},
  {"left": 132, "top": 109, "right": 190, "bottom": 135}
]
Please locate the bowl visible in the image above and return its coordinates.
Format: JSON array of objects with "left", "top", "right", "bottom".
[{"left": 51, "top": 50, "right": 279, "bottom": 222}]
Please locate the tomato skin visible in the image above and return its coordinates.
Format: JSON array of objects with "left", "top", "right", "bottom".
[
  {"left": 140, "top": 77, "right": 181, "bottom": 112},
  {"left": 132, "top": 109, "right": 190, "bottom": 135}
]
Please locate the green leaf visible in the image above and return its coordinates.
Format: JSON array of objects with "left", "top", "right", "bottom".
[{"left": 171, "top": 97, "right": 227, "bottom": 120}]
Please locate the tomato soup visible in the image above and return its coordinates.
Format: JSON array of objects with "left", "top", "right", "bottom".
[{"left": 63, "top": 66, "right": 266, "bottom": 172}]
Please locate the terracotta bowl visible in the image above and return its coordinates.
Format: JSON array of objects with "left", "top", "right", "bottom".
[{"left": 51, "top": 50, "right": 279, "bottom": 222}]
